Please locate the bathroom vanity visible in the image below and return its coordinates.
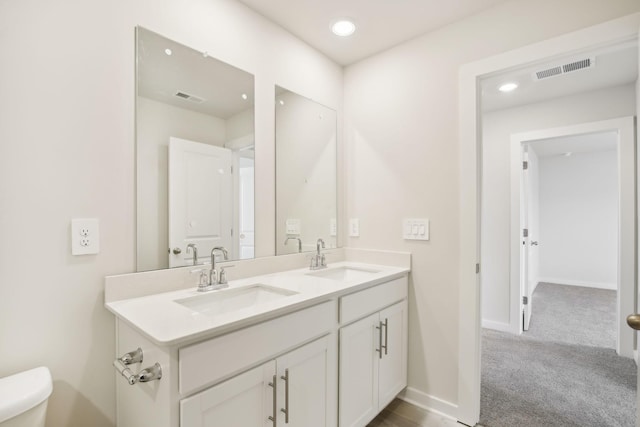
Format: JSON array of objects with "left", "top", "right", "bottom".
[{"left": 105, "top": 255, "right": 409, "bottom": 427}]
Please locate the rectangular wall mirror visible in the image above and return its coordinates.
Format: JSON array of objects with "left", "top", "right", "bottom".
[
  {"left": 136, "top": 27, "right": 255, "bottom": 272},
  {"left": 275, "top": 86, "right": 337, "bottom": 255}
]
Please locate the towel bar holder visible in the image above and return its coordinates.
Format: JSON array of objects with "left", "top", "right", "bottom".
[{"left": 113, "top": 347, "right": 162, "bottom": 385}]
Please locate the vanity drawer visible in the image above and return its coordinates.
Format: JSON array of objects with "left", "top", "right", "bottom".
[
  {"left": 340, "top": 276, "right": 408, "bottom": 324},
  {"left": 178, "top": 300, "right": 336, "bottom": 395}
]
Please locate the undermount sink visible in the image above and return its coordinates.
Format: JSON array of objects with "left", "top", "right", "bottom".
[
  {"left": 306, "top": 266, "right": 380, "bottom": 282},
  {"left": 175, "top": 284, "right": 298, "bottom": 316}
]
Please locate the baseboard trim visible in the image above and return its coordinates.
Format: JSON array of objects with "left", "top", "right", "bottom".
[
  {"left": 481, "top": 319, "right": 511, "bottom": 332},
  {"left": 398, "top": 387, "right": 458, "bottom": 421},
  {"left": 537, "top": 277, "right": 616, "bottom": 290}
]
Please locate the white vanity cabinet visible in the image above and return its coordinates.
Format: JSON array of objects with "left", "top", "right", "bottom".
[
  {"left": 181, "top": 335, "right": 331, "bottom": 427},
  {"left": 108, "top": 263, "right": 410, "bottom": 427},
  {"left": 338, "top": 277, "right": 408, "bottom": 427},
  {"left": 115, "top": 300, "right": 337, "bottom": 427}
]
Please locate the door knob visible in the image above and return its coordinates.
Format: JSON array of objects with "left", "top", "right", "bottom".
[
  {"left": 626, "top": 314, "right": 640, "bottom": 330},
  {"left": 172, "top": 247, "right": 182, "bottom": 255}
]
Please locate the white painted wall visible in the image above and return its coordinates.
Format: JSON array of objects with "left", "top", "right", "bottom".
[
  {"left": 481, "top": 85, "right": 634, "bottom": 330},
  {"left": 344, "top": 1, "right": 640, "bottom": 411},
  {"left": 0, "top": 1, "right": 342, "bottom": 426},
  {"left": 538, "top": 148, "right": 618, "bottom": 288}
]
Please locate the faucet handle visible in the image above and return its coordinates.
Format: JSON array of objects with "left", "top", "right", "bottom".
[
  {"left": 219, "top": 265, "right": 235, "bottom": 285},
  {"left": 190, "top": 268, "right": 210, "bottom": 287}
]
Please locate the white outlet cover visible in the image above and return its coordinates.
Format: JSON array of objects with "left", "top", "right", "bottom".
[
  {"left": 349, "top": 218, "right": 360, "bottom": 237},
  {"left": 72, "top": 218, "right": 100, "bottom": 255},
  {"left": 285, "top": 218, "right": 301, "bottom": 235}
]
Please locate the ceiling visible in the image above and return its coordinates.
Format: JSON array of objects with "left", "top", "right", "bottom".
[
  {"left": 236, "top": 0, "right": 510, "bottom": 65},
  {"left": 529, "top": 131, "right": 617, "bottom": 158},
  {"left": 137, "top": 28, "right": 254, "bottom": 118},
  {"left": 481, "top": 41, "right": 638, "bottom": 112}
]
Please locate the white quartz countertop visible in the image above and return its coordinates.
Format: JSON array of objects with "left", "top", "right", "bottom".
[{"left": 105, "top": 261, "right": 409, "bottom": 346}]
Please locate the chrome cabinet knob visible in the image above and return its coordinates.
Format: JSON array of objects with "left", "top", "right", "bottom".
[{"left": 172, "top": 247, "right": 182, "bottom": 254}]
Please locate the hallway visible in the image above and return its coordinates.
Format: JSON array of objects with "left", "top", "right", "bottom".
[{"left": 480, "top": 283, "right": 636, "bottom": 426}]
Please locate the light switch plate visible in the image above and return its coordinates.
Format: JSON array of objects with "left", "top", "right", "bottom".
[
  {"left": 71, "top": 218, "right": 100, "bottom": 255},
  {"left": 349, "top": 218, "right": 360, "bottom": 237},
  {"left": 403, "top": 218, "right": 429, "bottom": 241}
]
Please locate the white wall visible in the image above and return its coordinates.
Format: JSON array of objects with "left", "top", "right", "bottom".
[
  {"left": 344, "top": 0, "right": 640, "bottom": 411},
  {"left": 538, "top": 148, "right": 618, "bottom": 288},
  {"left": 136, "top": 96, "right": 227, "bottom": 271},
  {"left": 481, "top": 85, "right": 634, "bottom": 329},
  {"left": 0, "top": 1, "right": 342, "bottom": 426}
]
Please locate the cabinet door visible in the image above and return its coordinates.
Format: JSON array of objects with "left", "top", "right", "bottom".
[
  {"left": 276, "top": 336, "right": 331, "bottom": 427},
  {"left": 180, "top": 360, "right": 275, "bottom": 427},
  {"left": 339, "top": 313, "right": 380, "bottom": 427},
  {"left": 378, "top": 300, "right": 408, "bottom": 409}
]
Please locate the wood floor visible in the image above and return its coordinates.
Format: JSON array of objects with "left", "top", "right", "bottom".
[{"left": 367, "top": 399, "right": 460, "bottom": 427}]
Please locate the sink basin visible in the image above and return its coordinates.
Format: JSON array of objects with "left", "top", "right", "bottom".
[
  {"left": 306, "top": 266, "right": 380, "bottom": 281},
  {"left": 175, "top": 284, "right": 298, "bottom": 316}
]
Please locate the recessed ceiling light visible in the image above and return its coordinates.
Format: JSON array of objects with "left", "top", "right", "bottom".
[
  {"left": 164, "top": 48, "right": 172, "bottom": 56},
  {"left": 241, "top": 93, "right": 248, "bottom": 100},
  {"left": 498, "top": 82, "right": 518, "bottom": 92},
  {"left": 563, "top": 152, "right": 572, "bottom": 157},
  {"left": 278, "top": 99, "right": 285, "bottom": 106},
  {"left": 332, "top": 20, "right": 356, "bottom": 37}
]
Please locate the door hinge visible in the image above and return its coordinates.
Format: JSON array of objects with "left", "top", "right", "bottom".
[
  {"left": 523, "top": 296, "right": 528, "bottom": 305},
  {"left": 523, "top": 161, "right": 528, "bottom": 170},
  {"left": 475, "top": 263, "right": 480, "bottom": 274},
  {"left": 523, "top": 228, "right": 528, "bottom": 237},
  {"left": 230, "top": 165, "right": 234, "bottom": 174},
  {"left": 231, "top": 228, "right": 234, "bottom": 237}
]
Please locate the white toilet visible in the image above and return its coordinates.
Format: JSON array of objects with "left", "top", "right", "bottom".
[{"left": 0, "top": 367, "right": 52, "bottom": 427}]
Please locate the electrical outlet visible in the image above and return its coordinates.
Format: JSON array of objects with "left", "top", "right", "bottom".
[
  {"left": 349, "top": 218, "right": 360, "bottom": 237},
  {"left": 72, "top": 218, "right": 100, "bottom": 255}
]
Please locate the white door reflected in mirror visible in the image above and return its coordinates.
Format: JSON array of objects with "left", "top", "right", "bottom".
[{"left": 169, "top": 137, "right": 234, "bottom": 268}]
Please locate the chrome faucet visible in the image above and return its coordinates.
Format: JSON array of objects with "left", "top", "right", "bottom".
[
  {"left": 191, "top": 246, "right": 230, "bottom": 292},
  {"left": 310, "top": 238, "right": 327, "bottom": 270},
  {"left": 284, "top": 237, "right": 302, "bottom": 253},
  {"left": 186, "top": 243, "right": 198, "bottom": 266},
  {"left": 209, "top": 246, "right": 229, "bottom": 288}
]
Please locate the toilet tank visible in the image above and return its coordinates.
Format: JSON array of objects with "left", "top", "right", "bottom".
[{"left": 0, "top": 367, "right": 52, "bottom": 427}]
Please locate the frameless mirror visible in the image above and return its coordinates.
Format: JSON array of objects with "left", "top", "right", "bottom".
[
  {"left": 136, "top": 27, "right": 255, "bottom": 272},
  {"left": 275, "top": 86, "right": 337, "bottom": 255}
]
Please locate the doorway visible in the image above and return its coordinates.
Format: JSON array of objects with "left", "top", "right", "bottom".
[
  {"left": 457, "top": 15, "right": 640, "bottom": 426},
  {"left": 510, "top": 122, "right": 635, "bottom": 359},
  {"left": 479, "top": 126, "right": 636, "bottom": 426}
]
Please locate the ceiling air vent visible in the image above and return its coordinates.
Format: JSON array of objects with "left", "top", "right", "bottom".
[
  {"left": 562, "top": 58, "right": 592, "bottom": 73},
  {"left": 533, "top": 57, "right": 595, "bottom": 81},
  {"left": 174, "top": 91, "right": 205, "bottom": 103},
  {"left": 535, "top": 66, "right": 562, "bottom": 80}
]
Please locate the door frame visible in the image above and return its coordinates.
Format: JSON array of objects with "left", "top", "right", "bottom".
[
  {"left": 510, "top": 119, "right": 635, "bottom": 356},
  {"left": 457, "top": 13, "right": 640, "bottom": 426}
]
